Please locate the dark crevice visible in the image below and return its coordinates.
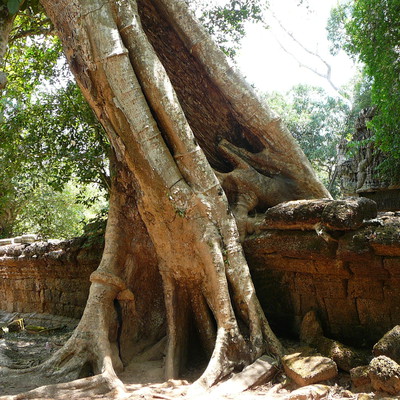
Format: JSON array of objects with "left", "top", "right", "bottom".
[{"left": 137, "top": 0, "right": 264, "bottom": 173}]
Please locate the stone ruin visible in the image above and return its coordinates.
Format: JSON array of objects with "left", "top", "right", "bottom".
[
  {"left": 1, "top": 197, "right": 400, "bottom": 396},
  {"left": 1, "top": 197, "right": 399, "bottom": 344},
  {"left": 337, "top": 107, "right": 400, "bottom": 211},
  {"left": 0, "top": 234, "right": 41, "bottom": 246}
]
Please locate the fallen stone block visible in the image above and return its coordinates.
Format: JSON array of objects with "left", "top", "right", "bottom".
[
  {"left": 315, "top": 337, "right": 368, "bottom": 372},
  {"left": 350, "top": 365, "right": 371, "bottom": 388},
  {"left": 286, "top": 384, "right": 330, "bottom": 400},
  {"left": 21, "top": 234, "right": 38, "bottom": 244},
  {"left": 369, "top": 355, "right": 400, "bottom": 395},
  {"left": 300, "top": 310, "right": 368, "bottom": 372},
  {"left": 262, "top": 197, "right": 377, "bottom": 231},
  {"left": 0, "top": 238, "right": 13, "bottom": 246},
  {"left": 299, "top": 310, "right": 324, "bottom": 344},
  {"left": 282, "top": 352, "right": 338, "bottom": 387},
  {"left": 322, "top": 197, "right": 377, "bottom": 231},
  {"left": 373, "top": 325, "right": 400, "bottom": 364}
]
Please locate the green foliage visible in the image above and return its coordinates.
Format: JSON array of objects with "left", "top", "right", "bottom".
[
  {"left": 6, "top": 0, "right": 22, "bottom": 15},
  {"left": 0, "top": 8, "right": 110, "bottom": 238},
  {"left": 12, "top": 181, "right": 107, "bottom": 240},
  {"left": 328, "top": 0, "right": 400, "bottom": 181},
  {"left": 266, "top": 84, "right": 350, "bottom": 194}
]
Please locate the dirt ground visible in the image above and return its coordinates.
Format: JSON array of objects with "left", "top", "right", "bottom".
[{"left": 0, "top": 313, "right": 394, "bottom": 400}]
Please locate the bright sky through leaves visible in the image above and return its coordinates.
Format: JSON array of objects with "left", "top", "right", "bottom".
[{"left": 235, "top": 0, "right": 356, "bottom": 94}]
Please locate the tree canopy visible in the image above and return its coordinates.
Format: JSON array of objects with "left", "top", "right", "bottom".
[
  {"left": 0, "top": 0, "right": 272, "bottom": 238},
  {"left": 328, "top": 0, "right": 400, "bottom": 181},
  {"left": 266, "top": 84, "right": 350, "bottom": 194}
]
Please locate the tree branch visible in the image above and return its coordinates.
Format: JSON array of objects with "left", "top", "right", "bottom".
[
  {"left": 270, "top": 12, "right": 340, "bottom": 93},
  {"left": 10, "top": 26, "right": 55, "bottom": 41}
]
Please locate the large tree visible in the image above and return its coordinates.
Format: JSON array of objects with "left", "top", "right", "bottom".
[{"left": 1, "top": 0, "right": 330, "bottom": 397}]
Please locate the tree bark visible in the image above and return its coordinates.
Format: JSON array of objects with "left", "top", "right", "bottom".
[
  {"left": 3, "top": 0, "right": 330, "bottom": 397},
  {"left": 0, "top": 5, "right": 17, "bottom": 91}
]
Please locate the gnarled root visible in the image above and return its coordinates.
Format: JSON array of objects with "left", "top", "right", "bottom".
[
  {"left": 0, "top": 276, "right": 126, "bottom": 399},
  {"left": 5, "top": 372, "right": 126, "bottom": 400}
]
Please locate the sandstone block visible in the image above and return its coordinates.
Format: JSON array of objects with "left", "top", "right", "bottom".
[
  {"left": 300, "top": 310, "right": 323, "bottom": 345},
  {"left": 314, "top": 259, "right": 350, "bottom": 277},
  {"left": 347, "top": 258, "right": 388, "bottom": 278},
  {"left": 286, "top": 384, "right": 330, "bottom": 400},
  {"left": 384, "top": 258, "right": 400, "bottom": 277},
  {"left": 373, "top": 325, "right": 400, "bottom": 364},
  {"left": 368, "top": 221, "right": 400, "bottom": 256},
  {"left": 357, "top": 298, "right": 391, "bottom": 327},
  {"left": 348, "top": 278, "right": 384, "bottom": 300},
  {"left": 294, "top": 273, "right": 315, "bottom": 294},
  {"left": 244, "top": 230, "right": 335, "bottom": 261},
  {"left": 321, "top": 197, "right": 377, "bottom": 231},
  {"left": 262, "top": 197, "right": 376, "bottom": 231},
  {"left": 314, "top": 276, "right": 347, "bottom": 298},
  {"left": 282, "top": 353, "right": 338, "bottom": 386},
  {"left": 325, "top": 298, "right": 359, "bottom": 325},
  {"left": 315, "top": 336, "right": 368, "bottom": 372},
  {"left": 350, "top": 365, "right": 371, "bottom": 387},
  {"left": 369, "top": 355, "right": 400, "bottom": 395}
]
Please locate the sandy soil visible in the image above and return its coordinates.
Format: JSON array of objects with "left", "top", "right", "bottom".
[{"left": 0, "top": 315, "right": 393, "bottom": 400}]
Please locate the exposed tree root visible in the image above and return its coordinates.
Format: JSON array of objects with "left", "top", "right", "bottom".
[
  {"left": 0, "top": 0, "right": 327, "bottom": 396},
  {"left": 4, "top": 372, "right": 126, "bottom": 400}
]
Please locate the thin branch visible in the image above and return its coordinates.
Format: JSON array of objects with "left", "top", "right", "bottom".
[
  {"left": 270, "top": 12, "right": 340, "bottom": 93},
  {"left": 10, "top": 27, "right": 55, "bottom": 42}
]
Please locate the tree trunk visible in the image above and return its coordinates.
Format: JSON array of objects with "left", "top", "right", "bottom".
[
  {"left": 0, "top": 5, "right": 16, "bottom": 91},
  {"left": 2, "top": 0, "right": 330, "bottom": 397}
]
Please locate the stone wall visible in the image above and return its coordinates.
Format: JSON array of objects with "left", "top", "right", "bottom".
[
  {"left": 1, "top": 202, "right": 399, "bottom": 346},
  {"left": 0, "top": 234, "right": 103, "bottom": 319},
  {"left": 244, "top": 212, "right": 400, "bottom": 346}
]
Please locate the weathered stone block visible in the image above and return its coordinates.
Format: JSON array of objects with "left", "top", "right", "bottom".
[
  {"left": 357, "top": 298, "right": 391, "bottom": 327},
  {"left": 262, "top": 197, "right": 377, "bottom": 231},
  {"left": 295, "top": 273, "right": 315, "bottom": 294},
  {"left": 264, "top": 255, "right": 317, "bottom": 274},
  {"left": 348, "top": 258, "right": 388, "bottom": 279},
  {"left": 314, "top": 276, "right": 347, "bottom": 298},
  {"left": 384, "top": 258, "right": 400, "bottom": 277},
  {"left": 350, "top": 365, "right": 371, "bottom": 387},
  {"left": 348, "top": 278, "right": 384, "bottom": 300},
  {"left": 282, "top": 352, "right": 338, "bottom": 386},
  {"left": 286, "top": 384, "right": 330, "bottom": 400},
  {"left": 337, "top": 229, "right": 375, "bottom": 261},
  {"left": 314, "top": 259, "right": 351, "bottom": 277},
  {"left": 244, "top": 230, "right": 335, "bottom": 260},
  {"left": 322, "top": 197, "right": 377, "bottom": 231},
  {"left": 373, "top": 325, "right": 400, "bottom": 364},
  {"left": 368, "top": 221, "right": 400, "bottom": 256},
  {"left": 369, "top": 356, "right": 400, "bottom": 395},
  {"left": 325, "top": 298, "right": 359, "bottom": 325}
]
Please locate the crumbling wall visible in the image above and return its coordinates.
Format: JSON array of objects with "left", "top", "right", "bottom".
[
  {"left": 0, "top": 234, "right": 103, "bottom": 319},
  {"left": 244, "top": 207, "right": 400, "bottom": 346},
  {"left": 337, "top": 107, "right": 400, "bottom": 210},
  {"left": 1, "top": 199, "right": 399, "bottom": 345}
]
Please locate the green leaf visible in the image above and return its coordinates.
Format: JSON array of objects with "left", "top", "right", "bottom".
[{"left": 7, "top": 0, "right": 22, "bottom": 14}]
